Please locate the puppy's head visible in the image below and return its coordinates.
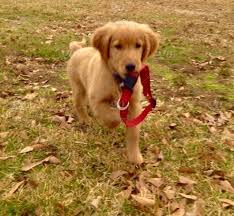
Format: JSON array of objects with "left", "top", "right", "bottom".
[{"left": 92, "top": 21, "right": 160, "bottom": 78}]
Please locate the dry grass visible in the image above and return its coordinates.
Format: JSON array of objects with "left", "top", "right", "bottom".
[{"left": 0, "top": 0, "right": 234, "bottom": 215}]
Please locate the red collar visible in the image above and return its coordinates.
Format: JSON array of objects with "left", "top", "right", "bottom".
[{"left": 117, "top": 65, "right": 156, "bottom": 127}]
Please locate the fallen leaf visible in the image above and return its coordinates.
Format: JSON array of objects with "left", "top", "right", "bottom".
[
  {"left": 118, "top": 185, "right": 132, "bottom": 199},
  {"left": 3, "top": 180, "right": 25, "bottom": 199},
  {"left": 209, "top": 126, "right": 217, "bottom": 133},
  {"left": 224, "top": 111, "right": 232, "bottom": 119},
  {"left": 110, "top": 170, "right": 128, "bottom": 180},
  {"left": 169, "top": 123, "right": 177, "bottom": 129},
  {"left": 179, "top": 193, "right": 197, "bottom": 200},
  {"left": 219, "top": 180, "right": 234, "bottom": 194},
  {"left": 178, "top": 176, "right": 197, "bottom": 185},
  {"left": 0, "top": 156, "right": 15, "bottom": 160},
  {"left": 157, "top": 151, "right": 164, "bottom": 161},
  {"left": 21, "top": 160, "right": 45, "bottom": 172},
  {"left": 55, "top": 91, "right": 70, "bottom": 101},
  {"left": 19, "top": 144, "right": 46, "bottom": 153},
  {"left": 178, "top": 167, "right": 196, "bottom": 174},
  {"left": 154, "top": 208, "right": 163, "bottom": 216},
  {"left": 45, "top": 40, "right": 52, "bottom": 44},
  {"left": 147, "top": 178, "right": 163, "bottom": 188},
  {"left": 215, "top": 56, "right": 226, "bottom": 61},
  {"left": 136, "top": 173, "right": 149, "bottom": 194},
  {"left": 204, "top": 113, "right": 215, "bottom": 124},
  {"left": 19, "top": 146, "right": 33, "bottom": 153},
  {"left": 23, "top": 92, "right": 37, "bottom": 100},
  {"left": 223, "top": 140, "right": 234, "bottom": 151},
  {"left": 222, "top": 128, "right": 234, "bottom": 140},
  {"left": 52, "top": 115, "right": 66, "bottom": 124},
  {"left": 182, "top": 113, "right": 190, "bottom": 118},
  {"left": 219, "top": 198, "right": 234, "bottom": 208},
  {"left": 47, "top": 155, "right": 60, "bottom": 164},
  {"left": 131, "top": 194, "right": 155, "bottom": 206},
  {"left": 163, "top": 186, "right": 176, "bottom": 200},
  {"left": 67, "top": 116, "right": 75, "bottom": 124},
  {"left": 0, "top": 131, "right": 9, "bottom": 138},
  {"left": 21, "top": 155, "right": 60, "bottom": 171},
  {"left": 91, "top": 196, "right": 101, "bottom": 208},
  {"left": 171, "top": 207, "right": 185, "bottom": 216},
  {"left": 185, "top": 198, "right": 205, "bottom": 216}
]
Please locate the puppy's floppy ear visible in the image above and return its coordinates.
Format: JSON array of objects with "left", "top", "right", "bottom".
[
  {"left": 91, "top": 24, "right": 114, "bottom": 62},
  {"left": 141, "top": 25, "right": 160, "bottom": 62}
]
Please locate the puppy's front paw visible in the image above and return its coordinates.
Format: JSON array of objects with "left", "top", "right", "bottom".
[{"left": 127, "top": 152, "right": 144, "bottom": 165}]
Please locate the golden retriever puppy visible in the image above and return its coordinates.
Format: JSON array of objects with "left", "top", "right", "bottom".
[{"left": 67, "top": 21, "right": 159, "bottom": 164}]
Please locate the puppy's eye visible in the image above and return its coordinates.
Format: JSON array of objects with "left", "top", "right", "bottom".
[
  {"left": 114, "top": 44, "right": 122, "bottom": 50},
  {"left": 136, "top": 43, "right": 141, "bottom": 48}
]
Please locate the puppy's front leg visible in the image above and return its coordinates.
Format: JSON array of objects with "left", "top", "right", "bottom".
[
  {"left": 126, "top": 102, "right": 143, "bottom": 164},
  {"left": 89, "top": 96, "right": 121, "bottom": 128}
]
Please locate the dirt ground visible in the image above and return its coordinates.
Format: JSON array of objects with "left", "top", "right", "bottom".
[{"left": 0, "top": 0, "right": 233, "bottom": 215}]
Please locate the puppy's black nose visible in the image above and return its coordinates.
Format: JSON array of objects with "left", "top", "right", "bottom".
[{"left": 125, "top": 64, "right": 136, "bottom": 72}]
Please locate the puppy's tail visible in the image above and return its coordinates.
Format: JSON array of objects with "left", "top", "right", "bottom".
[{"left": 69, "top": 37, "right": 86, "bottom": 55}]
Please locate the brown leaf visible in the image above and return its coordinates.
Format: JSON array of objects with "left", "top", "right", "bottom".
[
  {"left": 178, "top": 167, "right": 196, "bottom": 174},
  {"left": 21, "top": 160, "right": 45, "bottom": 172},
  {"left": 147, "top": 178, "right": 163, "bottom": 188},
  {"left": 0, "top": 156, "right": 15, "bottom": 160},
  {"left": 182, "top": 113, "right": 190, "bottom": 118},
  {"left": 52, "top": 115, "right": 66, "bottom": 124},
  {"left": 185, "top": 198, "right": 205, "bottom": 216},
  {"left": 118, "top": 186, "right": 132, "bottom": 199},
  {"left": 136, "top": 173, "right": 149, "bottom": 194},
  {"left": 55, "top": 91, "right": 70, "bottom": 101},
  {"left": 179, "top": 193, "right": 197, "bottom": 200},
  {"left": 131, "top": 194, "right": 155, "bottom": 206},
  {"left": 3, "top": 180, "right": 25, "bottom": 199},
  {"left": 204, "top": 113, "right": 215, "bottom": 124},
  {"left": 178, "top": 176, "right": 197, "bottom": 185},
  {"left": 110, "top": 170, "right": 128, "bottom": 180},
  {"left": 0, "top": 131, "right": 9, "bottom": 138},
  {"left": 171, "top": 207, "right": 185, "bottom": 216},
  {"left": 219, "top": 198, "right": 234, "bottom": 208},
  {"left": 67, "top": 116, "right": 75, "bottom": 124},
  {"left": 21, "top": 156, "right": 60, "bottom": 171},
  {"left": 163, "top": 186, "right": 176, "bottom": 200},
  {"left": 222, "top": 128, "right": 234, "bottom": 139},
  {"left": 169, "top": 123, "right": 177, "bottom": 129},
  {"left": 154, "top": 208, "right": 163, "bottom": 216},
  {"left": 219, "top": 180, "right": 234, "bottom": 194},
  {"left": 209, "top": 126, "right": 217, "bottom": 133},
  {"left": 19, "top": 146, "right": 33, "bottom": 153},
  {"left": 23, "top": 93, "right": 38, "bottom": 101},
  {"left": 222, "top": 129, "right": 234, "bottom": 151},
  {"left": 223, "top": 139, "right": 234, "bottom": 151},
  {"left": 19, "top": 143, "right": 45, "bottom": 154},
  {"left": 47, "top": 155, "right": 60, "bottom": 164},
  {"left": 91, "top": 196, "right": 102, "bottom": 208},
  {"left": 215, "top": 56, "right": 226, "bottom": 61}
]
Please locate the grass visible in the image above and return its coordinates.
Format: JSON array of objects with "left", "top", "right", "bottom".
[{"left": 0, "top": 0, "right": 234, "bottom": 215}]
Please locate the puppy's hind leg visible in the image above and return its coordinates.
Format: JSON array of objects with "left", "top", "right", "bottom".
[{"left": 71, "top": 80, "right": 90, "bottom": 124}]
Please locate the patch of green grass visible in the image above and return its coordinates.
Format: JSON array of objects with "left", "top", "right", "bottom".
[
  {"left": 122, "top": 200, "right": 140, "bottom": 215},
  {"left": 0, "top": 200, "right": 36, "bottom": 216},
  {"left": 187, "top": 73, "right": 234, "bottom": 101},
  {"left": 158, "top": 43, "right": 191, "bottom": 64}
]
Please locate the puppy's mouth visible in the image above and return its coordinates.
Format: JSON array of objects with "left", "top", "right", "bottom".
[{"left": 112, "top": 72, "right": 125, "bottom": 83}]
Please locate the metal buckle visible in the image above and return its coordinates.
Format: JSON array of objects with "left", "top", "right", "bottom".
[{"left": 116, "top": 98, "right": 129, "bottom": 111}]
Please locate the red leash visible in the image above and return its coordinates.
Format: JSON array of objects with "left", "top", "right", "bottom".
[{"left": 117, "top": 65, "right": 156, "bottom": 128}]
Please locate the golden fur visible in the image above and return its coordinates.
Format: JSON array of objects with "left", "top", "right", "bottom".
[{"left": 67, "top": 21, "right": 159, "bottom": 164}]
